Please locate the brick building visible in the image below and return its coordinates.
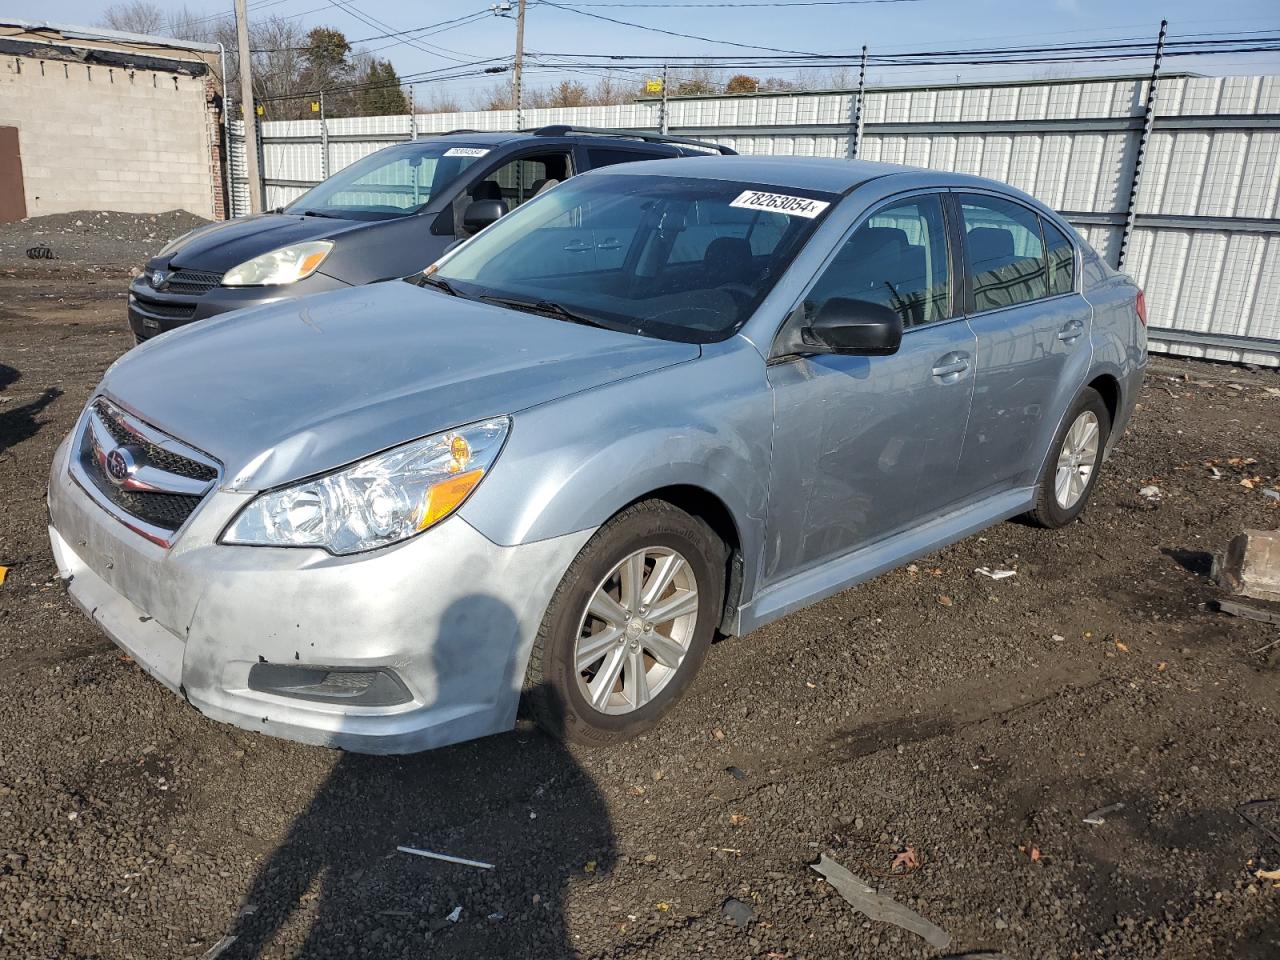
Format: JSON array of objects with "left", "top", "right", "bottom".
[{"left": 0, "top": 19, "right": 225, "bottom": 222}]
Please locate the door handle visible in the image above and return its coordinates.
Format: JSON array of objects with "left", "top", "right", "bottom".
[
  {"left": 596, "top": 238, "right": 623, "bottom": 251},
  {"left": 562, "top": 240, "right": 592, "bottom": 253},
  {"left": 931, "top": 352, "right": 971, "bottom": 381},
  {"left": 1057, "top": 320, "right": 1085, "bottom": 343}
]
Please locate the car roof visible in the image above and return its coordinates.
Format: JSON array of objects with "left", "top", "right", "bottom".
[{"left": 582, "top": 155, "right": 1031, "bottom": 198}]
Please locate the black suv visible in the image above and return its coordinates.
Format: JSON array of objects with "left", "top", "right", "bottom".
[{"left": 128, "top": 126, "right": 734, "bottom": 342}]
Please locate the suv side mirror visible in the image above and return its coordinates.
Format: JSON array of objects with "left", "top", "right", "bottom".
[
  {"left": 462, "top": 198, "right": 508, "bottom": 234},
  {"left": 805, "top": 298, "right": 903, "bottom": 356}
]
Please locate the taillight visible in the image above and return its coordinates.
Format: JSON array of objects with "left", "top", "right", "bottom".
[{"left": 1135, "top": 289, "right": 1147, "bottom": 326}]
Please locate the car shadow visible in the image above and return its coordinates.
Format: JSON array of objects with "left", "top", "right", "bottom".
[
  {"left": 0, "top": 365, "right": 62, "bottom": 457},
  {"left": 222, "top": 595, "right": 615, "bottom": 959}
]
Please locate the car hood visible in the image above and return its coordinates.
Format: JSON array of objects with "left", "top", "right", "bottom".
[
  {"left": 159, "top": 213, "right": 371, "bottom": 273},
  {"left": 99, "top": 283, "right": 699, "bottom": 490}
]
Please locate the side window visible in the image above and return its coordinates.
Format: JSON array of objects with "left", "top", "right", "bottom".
[
  {"left": 806, "top": 194, "right": 951, "bottom": 328},
  {"left": 1042, "top": 218, "right": 1075, "bottom": 296},
  {"left": 587, "top": 146, "right": 673, "bottom": 168},
  {"left": 469, "top": 151, "right": 571, "bottom": 212},
  {"left": 959, "top": 194, "right": 1048, "bottom": 311}
]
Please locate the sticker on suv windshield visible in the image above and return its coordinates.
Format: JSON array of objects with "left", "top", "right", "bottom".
[
  {"left": 444, "top": 147, "right": 490, "bottom": 158},
  {"left": 729, "top": 190, "right": 830, "bottom": 218}
]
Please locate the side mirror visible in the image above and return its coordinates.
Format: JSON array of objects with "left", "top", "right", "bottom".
[
  {"left": 805, "top": 297, "right": 903, "bottom": 356},
  {"left": 462, "top": 198, "right": 508, "bottom": 234}
]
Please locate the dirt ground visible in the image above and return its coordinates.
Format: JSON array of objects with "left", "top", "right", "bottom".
[{"left": 1, "top": 252, "right": 1279, "bottom": 960}]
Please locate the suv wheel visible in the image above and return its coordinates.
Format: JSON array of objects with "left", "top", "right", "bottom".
[
  {"left": 1024, "top": 386, "right": 1111, "bottom": 528},
  {"left": 523, "top": 500, "right": 725, "bottom": 745}
]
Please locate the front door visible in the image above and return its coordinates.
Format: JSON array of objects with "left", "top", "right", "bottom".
[
  {"left": 952, "top": 192, "right": 1092, "bottom": 496},
  {"left": 762, "top": 193, "right": 976, "bottom": 585}
]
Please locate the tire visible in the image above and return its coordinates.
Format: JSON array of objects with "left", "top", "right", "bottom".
[
  {"left": 1023, "top": 386, "right": 1111, "bottom": 529},
  {"left": 523, "top": 499, "right": 726, "bottom": 746}
]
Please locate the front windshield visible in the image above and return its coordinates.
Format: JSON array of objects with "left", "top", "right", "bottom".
[
  {"left": 285, "top": 142, "right": 490, "bottom": 221},
  {"left": 432, "top": 173, "right": 836, "bottom": 343}
]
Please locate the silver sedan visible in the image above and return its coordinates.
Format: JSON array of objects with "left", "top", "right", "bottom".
[{"left": 48, "top": 156, "right": 1146, "bottom": 752}]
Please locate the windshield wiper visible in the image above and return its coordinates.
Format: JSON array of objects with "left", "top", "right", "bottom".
[
  {"left": 299, "top": 209, "right": 342, "bottom": 219},
  {"left": 417, "top": 274, "right": 461, "bottom": 296},
  {"left": 480, "top": 295, "right": 610, "bottom": 329}
]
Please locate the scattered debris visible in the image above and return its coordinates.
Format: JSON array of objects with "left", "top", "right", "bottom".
[
  {"left": 1238, "top": 800, "right": 1280, "bottom": 848},
  {"left": 26, "top": 245, "right": 55, "bottom": 260},
  {"left": 1263, "top": 488, "right": 1280, "bottom": 502},
  {"left": 584, "top": 860, "right": 597, "bottom": 874},
  {"left": 937, "top": 595, "right": 954, "bottom": 607},
  {"left": 1019, "top": 842, "right": 1042, "bottom": 863},
  {"left": 1083, "top": 801, "right": 1126, "bottom": 825},
  {"left": 199, "top": 936, "right": 237, "bottom": 960},
  {"left": 729, "top": 813, "right": 748, "bottom": 827},
  {"left": 1256, "top": 868, "right": 1280, "bottom": 883},
  {"left": 721, "top": 897, "right": 754, "bottom": 928},
  {"left": 811, "top": 853, "right": 951, "bottom": 950},
  {"left": 487, "top": 911, "right": 505, "bottom": 921},
  {"left": 0, "top": 565, "right": 7, "bottom": 586},
  {"left": 656, "top": 901, "right": 671, "bottom": 912},
  {"left": 1208, "top": 599, "right": 1280, "bottom": 626},
  {"left": 974, "top": 567, "right": 1017, "bottom": 580},
  {"left": 1050, "top": 634, "right": 1066, "bottom": 643},
  {"left": 396, "top": 846, "right": 494, "bottom": 870},
  {"left": 890, "top": 846, "right": 920, "bottom": 872},
  {"left": 1138, "top": 485, "right": 1163, "bottom": 501},
  {"left": 712, "top": 727, "right": 726, "bottom": 741},
  {"left": 1218, "top": 530, "right": 1280, "bottom": 603},
  {"left": 725, "top": 765, "right": 748, "bottom": 781},
  {"left": 1251, "top": 637, "right": 1280, "bottom": 656},
  {"left": 939, "top": 953, "right": 1013, "bottom": 960},
  {"left": 445, "top": 905, "right": 462, "bottom": 923}
]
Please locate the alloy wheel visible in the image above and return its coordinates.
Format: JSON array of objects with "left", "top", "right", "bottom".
[
  {"left": 573, "top": 546, "right": 699, "bottom": 715},
  {"left": 1054, "top": 409, "right": 1101, "bottom": 509}
]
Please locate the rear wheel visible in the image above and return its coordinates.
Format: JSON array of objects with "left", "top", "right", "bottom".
[
  {"left": 523, "top": 500, "right": 725, "bottom": 745},
  {"left": 1024, "top": 386, "right": 1111, "bottom": 528}
]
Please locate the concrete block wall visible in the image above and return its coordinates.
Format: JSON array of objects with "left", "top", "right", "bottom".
[{"left": 0, "top": 56, "right": 217, "bottom": 218}]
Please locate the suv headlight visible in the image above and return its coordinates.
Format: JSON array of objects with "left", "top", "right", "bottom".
[
  {"left": 222, "top": 418, "right": 509, "bottom": 554},
  {"left": 222, "top": 240, "right": 334, "bottom": 286}
]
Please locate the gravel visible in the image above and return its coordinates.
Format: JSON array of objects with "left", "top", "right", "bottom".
[
  {"left": 0, "top": 209, "right": 210, "bottom": 269},
  {"left": 1, "top": 262, "right": 1278, "bottom": 959}
]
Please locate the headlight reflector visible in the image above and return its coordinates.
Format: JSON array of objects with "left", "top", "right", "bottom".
[
  {"left": 222, "top": 240, "right": 334, "bottom": 286},
  {"left": 223, "top": 418, "right": 508, "bottom": 554}
]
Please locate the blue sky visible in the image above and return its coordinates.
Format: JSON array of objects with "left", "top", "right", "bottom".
[{"left": 18, "top": 0, "right": 1280, "bottom": 102}]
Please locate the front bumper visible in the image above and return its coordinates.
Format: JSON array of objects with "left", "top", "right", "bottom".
[
  {"left": 47, "top": 434, "right": 591, "bottom": 753},
  {"left": 127, "top": 272, "right": 351, "bottom": 342}
]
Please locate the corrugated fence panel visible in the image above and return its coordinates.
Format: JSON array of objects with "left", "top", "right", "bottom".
[{"left": 232, "top": 75, "right": 1280, "bottom": 365}]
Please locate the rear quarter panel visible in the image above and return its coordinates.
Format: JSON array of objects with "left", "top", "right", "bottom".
[{"left": 1079, "top": 241, "right": 1147, "bottom": 446}]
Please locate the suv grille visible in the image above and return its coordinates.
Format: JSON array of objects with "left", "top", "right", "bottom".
[
  {"left": 147, "top": 268, "right": 223, "bottom": 296},
  {"left": 74, "top": 399, "right": 220, "bottom": 545}
]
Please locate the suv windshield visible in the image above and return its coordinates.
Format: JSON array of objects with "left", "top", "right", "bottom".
[
  {"left": 285, "top": 141, "right": 491, "bottom": 221},
  {"left": 432, "top": 173, "right": 835, "bottom": 343}
]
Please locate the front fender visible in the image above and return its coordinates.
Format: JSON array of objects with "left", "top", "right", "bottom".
[{"left": 458, "top": 338, "right": 773, "bottom": 601}]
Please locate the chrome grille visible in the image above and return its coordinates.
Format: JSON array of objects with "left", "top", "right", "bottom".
[
  {"left": 72, "top": 399, "right": 220, "bottom": 546},
  {"left": 147, "top": 268, "right": 223, "bottom": 296}
]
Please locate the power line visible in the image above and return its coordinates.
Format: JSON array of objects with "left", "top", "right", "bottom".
[{"left": 535, "top": 0, "right": 823, "bottom": 54}]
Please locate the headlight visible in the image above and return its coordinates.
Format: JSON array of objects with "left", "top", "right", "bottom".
[
  {"left": 222, "top": 418, "right": 509, "bottom": 554},
  {"left": 222, "top": 240, "right": 334, "bottom": 286}
]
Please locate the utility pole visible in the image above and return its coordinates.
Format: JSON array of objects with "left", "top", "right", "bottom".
[
  {"left": 512, "top": 0, "right": 527, "bottom": 129},
  {"left": 234, "top": 0, "right": 262, "bottom": 213}
]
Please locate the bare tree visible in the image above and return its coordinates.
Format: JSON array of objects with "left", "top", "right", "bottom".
[{"left": 101, "top": 1, "right": 167, "bottom": 35}]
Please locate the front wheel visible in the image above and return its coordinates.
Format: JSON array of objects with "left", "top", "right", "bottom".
[
  {"left": 1023, "top": 386, "right": 1111, "bottom": 528},
  {"left": 523, "top": 500, "right": 726, "bottom": 745}
]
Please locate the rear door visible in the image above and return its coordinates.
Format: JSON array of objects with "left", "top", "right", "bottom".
[
  {"left": 762, "top": 192, "right": 976, "bottom": 583},
  {"left": 951, "top": 191, "right": 1092, "bottom": 498}
]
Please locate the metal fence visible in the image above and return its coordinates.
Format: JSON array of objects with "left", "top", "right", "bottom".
[{"left": 230, "top": 72, "right": 1280, "bottom": 366}]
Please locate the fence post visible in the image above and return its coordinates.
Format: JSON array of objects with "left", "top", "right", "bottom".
[
  {"left": 255, "top": 113, "right": 266, "bottom": 212},
  {"left": 849, "top": 45, "right": 867, "bottom": 160},
  {"left": 1117, "top": 19, "right": 1167, "bottom": 272},
  {"left": 659, "top": 63, "right": 669, "bottom": 135},
  {"left": 319, "top": 90, "right": 330, "bottom": 181}
]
